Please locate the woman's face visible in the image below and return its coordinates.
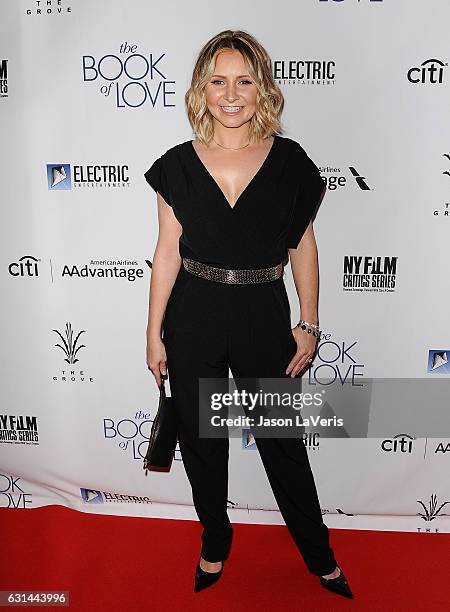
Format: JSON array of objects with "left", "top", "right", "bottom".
[{"left": 204, "top": 49, "right": 258, "bottom": 130}]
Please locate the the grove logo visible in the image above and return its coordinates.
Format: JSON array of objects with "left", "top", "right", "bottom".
[
  {"left": 407, "top": 59, "right": 448, "bottom": 84},
  {"left": 53, "top": 322, "right": 86, "bottom": 364},
  {"left": 82, "top": 41, "right": 175, "bottom": 109},
  {"left": 26, "top": 1, "right": 72, "bottom": 16},
  {"left": 417, "top": 494, "right": 450, "bottom": 521}
]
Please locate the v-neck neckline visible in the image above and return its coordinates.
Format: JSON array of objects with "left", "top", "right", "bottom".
[{"left": 188, "top": 135, "right": 278, "bottom": 212}]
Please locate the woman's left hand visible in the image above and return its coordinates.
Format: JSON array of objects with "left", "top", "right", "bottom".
[{"left": 286, "top": 326, "right": 318, "bottom": 377}]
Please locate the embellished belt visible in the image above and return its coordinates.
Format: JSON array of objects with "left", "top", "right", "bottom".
[{"left": 182, "top": 257, "right": 285, "bottom": 284}]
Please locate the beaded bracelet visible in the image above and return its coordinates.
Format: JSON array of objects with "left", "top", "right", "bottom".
[{"left": 296, "top": 319, "right": 321, "bottom": 337}]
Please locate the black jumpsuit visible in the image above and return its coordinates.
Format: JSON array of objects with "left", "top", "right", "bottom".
[{"left": 144, "top": 135, "right": 337, "bottom": 576}]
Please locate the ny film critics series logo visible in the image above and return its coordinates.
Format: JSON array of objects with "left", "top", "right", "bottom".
[
  {"left": 82, "top": 42, "right": 175, "bottom": 109},
  {"left": 0, "top": 59, "right": 8, "bottom": 98},
  {"left": 0, "top": 415, "right": 39, "bottom": 446},
  {"left": 46, "top": 163, "right": 129, "bottom": 189},
  {"left": 343, "top": 255, "right": 397, "bottom": 292}
]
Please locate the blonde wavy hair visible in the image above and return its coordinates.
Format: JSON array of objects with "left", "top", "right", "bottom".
[{"left": 185, "top": 30, "right": 284, "bottom": 145}]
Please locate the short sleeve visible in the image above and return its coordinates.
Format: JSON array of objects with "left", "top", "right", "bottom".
[
  {"left": 285, "top": 146, "right": 326, "bottom": 249},
  {"left": 144, "top": 154, "right": 172, "bottom": 207}
]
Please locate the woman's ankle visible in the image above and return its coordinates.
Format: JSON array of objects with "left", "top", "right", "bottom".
[{"left": 200, "top": 557, "right": 223, "bottom": 573}]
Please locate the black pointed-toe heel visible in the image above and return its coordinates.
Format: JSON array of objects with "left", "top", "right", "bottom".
[
  {"left": 319, "top": 566, "right": 354, "bottom": 599},
  {"left": 194, "top": 557, "right": 225, "bottom": 593}
]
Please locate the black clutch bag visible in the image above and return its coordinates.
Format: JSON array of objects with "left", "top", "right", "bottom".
[{"left": 143, "top": 377, "right": 178, "bottom": 474}]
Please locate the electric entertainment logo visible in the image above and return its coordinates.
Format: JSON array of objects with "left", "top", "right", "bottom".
[
  {"left": 47, "top": 164, "right": 71, "bottom": 189},
  {"left": 343, "top": 255, "right": 397, "bottom": 292},
  {"left": 82, "top": 41, "right": 175, "bottom": 109},
  {"left": 80, "top": 488, "right": 151, "bottom": 505},
  {"left": 0, "top": 59, "right": 8, "bottom": 98},
  {"left": 302, "top": 432, "right": 321, "bottom": 451},
  {"left": 47, "top": 163, "right": 130, "bottom": 189},
  {"left": 273, "top": 60, "right": 336, "bottom": 86},
  {"left": 407, "top": 59, "right": 448, "bottom": 84},
  {"left": 427, "top": 350, "right": 450, "bottom": 374}
]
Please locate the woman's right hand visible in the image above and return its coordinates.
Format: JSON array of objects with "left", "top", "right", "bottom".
[{"left": 146, "top": 335, "right": 168, "bottom": 388}]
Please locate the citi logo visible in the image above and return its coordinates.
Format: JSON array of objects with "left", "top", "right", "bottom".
[
  {"left": 8, "top": 255, "right": 40, "bottom": 277},
  {"left": 407, "top": 59, "right": 448, "bottom": 84},
  {"left": 381, "top": 434, "right": 415, "bottom": 453}
]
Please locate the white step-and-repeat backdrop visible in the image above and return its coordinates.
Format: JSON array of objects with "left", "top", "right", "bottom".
[{"left": 2, "top": 0, "right": 450, "bottom": 535}]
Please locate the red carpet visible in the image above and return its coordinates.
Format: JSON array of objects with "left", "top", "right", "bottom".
[{"left": 1, "top": 505, "right": 449, "bottom": 611}]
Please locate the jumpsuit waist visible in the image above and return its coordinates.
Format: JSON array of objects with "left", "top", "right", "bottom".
[{"left": 181, "top": 257, "right": 287, "bottom": 284}]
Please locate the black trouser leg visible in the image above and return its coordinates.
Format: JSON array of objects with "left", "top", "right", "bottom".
[
  {"left": 163, "top": 269, "right": 233, "bottom": 561},
  {"left": 227, "top": 277, "right": 338, "bottom": 576}
]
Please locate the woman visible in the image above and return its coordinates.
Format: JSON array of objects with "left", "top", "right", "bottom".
[{"left": 145, "top": 30, "right": 353, "bottom": 599}]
